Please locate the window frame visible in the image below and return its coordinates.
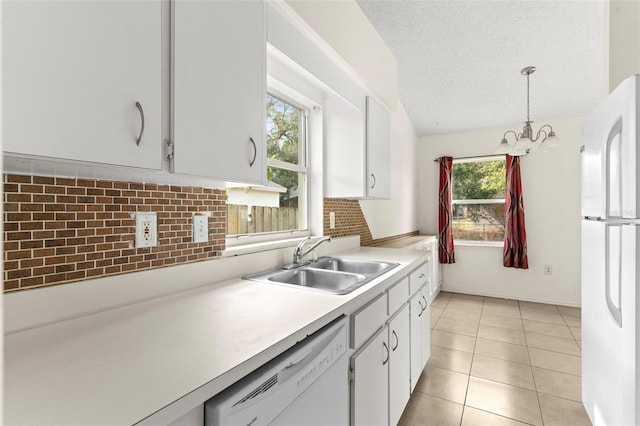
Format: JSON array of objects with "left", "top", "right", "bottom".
[
  {"left": 451, "top": 155, "right": 506, "bottom": 244},
  {"left": 225, "top": 89, "right": 312, "bottom": 247}
]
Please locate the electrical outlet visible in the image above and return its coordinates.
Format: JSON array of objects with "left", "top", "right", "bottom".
[
  {"left": 329, "top": 211, "right": 336, "bottom": 229},
  {"left": 544, "top": 264, "right": 553, "bottom": 275},
  {"left": 193, "top": 212, "right": 210, "bottom": 243},
  {"left": 135, "top": 212, "right": 158, "bottom": 248}
]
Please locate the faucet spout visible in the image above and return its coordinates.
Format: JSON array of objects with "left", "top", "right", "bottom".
[
  {"left": 292, "top": 236, "right": 331, "bottom": 265},
  {"left": 292, "top": 236, "right": 312, "bottom": 265}
]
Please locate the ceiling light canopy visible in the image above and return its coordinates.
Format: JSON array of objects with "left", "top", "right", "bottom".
[{"left": 495, "top": 66, "right": 559, "bottom": 156}]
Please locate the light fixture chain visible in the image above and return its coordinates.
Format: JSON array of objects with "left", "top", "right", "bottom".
[
  {"left": 496, "top": 66, "right": 557, "bottom": 156},
  {"left": 526, "top": 72, "right": 530, "bottom": 123}
]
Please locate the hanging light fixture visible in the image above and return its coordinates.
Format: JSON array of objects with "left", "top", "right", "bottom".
[{"left": 495, "top": 66, "right": 559, "bottom": 156}]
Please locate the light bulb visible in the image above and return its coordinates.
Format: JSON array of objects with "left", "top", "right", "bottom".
[{"left": 495, "top": 138, "right": 512, "bottom": 155}]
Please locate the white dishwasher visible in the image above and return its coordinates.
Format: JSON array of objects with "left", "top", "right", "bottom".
[{"left": 205, "top": 316, "right": 348, "bottom": 426}]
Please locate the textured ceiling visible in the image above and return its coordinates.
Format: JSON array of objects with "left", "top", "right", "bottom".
[{"left": 356, "top": 0, "right": 608, "bottom": 136}]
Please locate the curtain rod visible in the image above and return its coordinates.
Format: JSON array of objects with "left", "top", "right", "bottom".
[{"left": 433, "top": 154, "right": 504, "bottom": 163}]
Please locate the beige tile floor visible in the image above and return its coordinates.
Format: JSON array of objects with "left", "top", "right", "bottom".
[{"left": 399, "top": 292, "right": 591, "bottom": 426}]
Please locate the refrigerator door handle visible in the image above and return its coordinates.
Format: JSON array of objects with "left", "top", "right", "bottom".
[
  {"left": 605, "top": 117, "right": 623, "bottom": 218},
  {"left": 605, "top": 224, "right": 623, "bottom": 328}
]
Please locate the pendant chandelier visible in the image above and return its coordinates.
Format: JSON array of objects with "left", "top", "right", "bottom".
[{"left": 495, "top": 66, "right": 559, "bottom": 156}]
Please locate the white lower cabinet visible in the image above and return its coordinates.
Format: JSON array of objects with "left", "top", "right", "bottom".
[
  {"left": 350, "top": 273, "right": 429, "bottom": 426},
  {"left": 388, "top": 304, "right": 411, "bottom": 426},
  {"left": 409, "top": 292, "right": 423, "bottom": 393},
  {"left": 351, "top": 327, "right": 389, "bottom": 426},
  {"left": 428, "top": 239, "right": 442, "bottom": 303},
  {"left": 420, "top": 290, "right": 431, "bottom": 368},
  {"left": 409, "top": 286, "right": 430, "bottom": 393}
]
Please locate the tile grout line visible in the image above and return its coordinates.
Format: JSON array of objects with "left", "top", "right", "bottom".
[
  {"left": 519, "top": 299, "right": 545, "bottom": 426},
  {"left": 459, "top": 295, "right": 486, "bottom": 425},
  {"left": 467, "top": 297, "right": 542, "bottom": 425},
  {"left": 427, "top": 293, "right": 583, "bottom": 426},
  {"left": 433, "top": 329, "right": 580, "bottom": 359}
]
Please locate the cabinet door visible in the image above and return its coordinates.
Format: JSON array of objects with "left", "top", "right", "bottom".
[
  {"left": 388, "top": 305, "right": 411, "bottom": 426},
  {"left": 366, "top": 96, "right": 391, "bottom": 199},
  {"left": 351, "top": 327, "right": 389, "bottom": 426},
  {"left": 323, "top": 92, "right": 365, "bottom": 198},
  {"left": 420, "top": 290, "right": 431, "bottom": 369},
  {"left": 430, "top": 240, "right": 441, "bottom": 302},
  {"left": 2, "top": 0, "right": 162, "bottom": 169},
  {"left": 173, "top": 0, "right": 265, "bottom": 184},
  {"left": 409, "top": 292, "right": 423, "bottom": 393}
]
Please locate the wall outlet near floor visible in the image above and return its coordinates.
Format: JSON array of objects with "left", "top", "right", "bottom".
[
  {"left": 544, "top": 264, "right": 553, "bottom": 275},
  {"left": 193, "top": 212, "right": 211, "bottom": 243},
  {"left": 135, "top": 212, "right": 158, "bottom": 248},
  {"left": 329, "top": 211, "right": 335, "bottom": 229}
]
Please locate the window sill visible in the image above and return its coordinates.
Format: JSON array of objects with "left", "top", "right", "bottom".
[
  {"left": 221, "top": 237, "right": 311, "bottom": 258},
  {"left": 454, "top": 240, "right": 503, "bottom": 248}
]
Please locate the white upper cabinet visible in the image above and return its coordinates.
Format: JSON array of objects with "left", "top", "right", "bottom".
[
  {"left": 2, "top": 0, "right": 162, "bottom": 170},
  {"left": 366, "top": 96, "right": 391, "bottom": 199},
  {"left": 323, "top": 92, "right": 365, "bottom": 198},
  {"left": 173, "top": 0, "right": 266, "bottom": 185},
  {"left": 323, "top": 93, "right": 391, "bottom": 199}
]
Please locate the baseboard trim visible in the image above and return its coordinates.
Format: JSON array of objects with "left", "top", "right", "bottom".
[{"left": 441, "top": 285, "right": 581, "bottom": 308}]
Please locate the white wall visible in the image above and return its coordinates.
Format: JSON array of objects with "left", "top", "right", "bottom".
[
  {"left": 360, "top": 102, "right": 419, "bottom": 239},
  {"left": 418, "top": 119, "right": 583, "bottom": 306},
  {"left": 285, "top": 0, "right": 398, "bottom": 110},
  {"left": 609, "top": 0, "right": 640, "bottom": 92}
]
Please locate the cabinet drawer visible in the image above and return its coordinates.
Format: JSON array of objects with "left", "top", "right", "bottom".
[
  {"left": 409, "top": 262, "right": 429, "bottom": 295},
  {"left": 387, "top": 277, "right": 409, "bottom": 316},
  {"left": 351, "top": 293, "right": 387, "bottom": 349}
]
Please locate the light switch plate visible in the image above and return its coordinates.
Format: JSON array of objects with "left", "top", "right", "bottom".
[{"left": 135, "top": 212, "right": 158, "bottom": 248}]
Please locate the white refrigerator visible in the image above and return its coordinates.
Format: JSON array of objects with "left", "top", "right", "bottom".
[{"left": 582, "top": 74, "right": 640, "bottom": 426}]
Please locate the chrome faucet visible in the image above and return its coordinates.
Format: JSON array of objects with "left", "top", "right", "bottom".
[{"left": 292, "top": 236, "right": 331, "bottom": 265}]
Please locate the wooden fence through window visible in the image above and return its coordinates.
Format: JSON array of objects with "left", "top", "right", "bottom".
[{"left": 227, "top": 205, "right": 299, "bottom": 234}]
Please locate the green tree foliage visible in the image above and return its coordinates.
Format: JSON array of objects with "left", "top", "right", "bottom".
[
  {"left": 452, "top": 160, "right": 506, "bottom": 227},
  {"left": 452, "top": 160, "right": 505, "bottom": 200},
  {"left": 266, "top": 95, "right": 299, "bottom": 164},
  {"left": 266, "top": 95, "right": 301, "bottom": 203}
]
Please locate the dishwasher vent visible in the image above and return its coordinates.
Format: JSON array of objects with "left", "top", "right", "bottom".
[{"left": 232, "top": 373, "right": 278, "bottom": 407}]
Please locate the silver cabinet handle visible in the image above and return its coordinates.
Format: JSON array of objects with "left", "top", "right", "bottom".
[
  {"left": 422, "top": 295, "right": 428, "bottom": 308},
  {"left": 417, "top": 299, "right": 424, "bottom": 317},
  {"left": 370, "top": 173, "right": 376, "bottom": 189},
  {"left": 382, "top": 341, "right": 389, "bottom": 365},
  {"left": 418, "top": 273, "right": 425, "bottom": 279},
  {"left": 391, "top": 330, "right": 399, "bottom": 351},
  {"left": 249, "top": 137, "right": 257, "bottom": 167},
  {"left": 135, "top": 101, "right": 145, "bottom": 146}
]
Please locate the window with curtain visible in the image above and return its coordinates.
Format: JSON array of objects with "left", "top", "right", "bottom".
[{"left": 451, "top": 157, "right": 506, "bottom": 242}]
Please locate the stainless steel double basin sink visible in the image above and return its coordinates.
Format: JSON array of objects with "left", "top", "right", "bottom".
[{"left": 243, "top": 256, "right": 399, "bottom": 295}]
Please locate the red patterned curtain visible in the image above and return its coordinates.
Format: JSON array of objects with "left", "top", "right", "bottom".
[
  {"left": 503, "top": 155, "right": 529, "bottom": 269},
  {"left": 438, "top": 156, "right": 455, "bottom": 264}
]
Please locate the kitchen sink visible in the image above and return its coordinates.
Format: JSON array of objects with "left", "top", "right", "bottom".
[
  {"left": 243, "top": 256, "right": 399, "bottom": 295},
  {"left": 268, "top": 269, "right": 366, "bottom": 293},
  {"left": 311, "top": 257, "right": 392, "bottom": 275}
]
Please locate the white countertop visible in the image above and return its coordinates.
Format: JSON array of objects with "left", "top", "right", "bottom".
[
  {"left": 4, "top": 246, "right": 428, "bottom": 426},
  {"left": 370, "top": 234, "right": 437, "bottom": 249}
]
